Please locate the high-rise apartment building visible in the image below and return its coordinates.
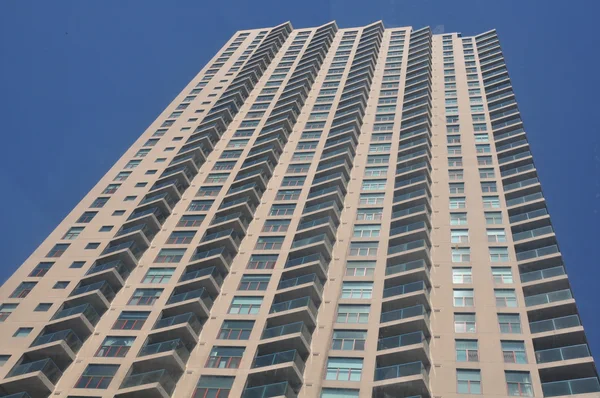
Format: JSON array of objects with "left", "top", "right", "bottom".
[{"left": 0, "top": 20, "right": 597, "bottom": 398}]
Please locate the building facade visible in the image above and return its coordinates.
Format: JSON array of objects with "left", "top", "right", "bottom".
[{"left": 0, "top": 20, "right": 597, "bottom": 398}]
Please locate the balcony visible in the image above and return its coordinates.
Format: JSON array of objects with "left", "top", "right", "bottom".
[
  {"left": 81, "top": 259, "right": 131, "bottom": 291},
  {"left": 517, "top": 245, "right": 560, "bottom": 263},
  {"left": 377, "top": 332, "right": 430, "bottom": 367},
  {"left": 64, "top": 280, "right": 116, "bottom": 314},
  {"left": 389, "top": 221, "right": 429, "bottom": 241},
  {"left": 513, "top": 225, "right": 554, "bottom": 242},
  {"left": 504, "top": 177, "right": 539, "bottom": 193},
  {"left": 509, "top": 207, "right": 549, "bottom": 224},
  {"left": 536, "top": 344, "right": 592, "bottom": 365},
  {"left": 116, "top": 222, "right": 158, "bottom": 243},
  {"left": 542, "top": 377, "right": 600, "bottom": 397},
  {"left": 163, "top": 288, "right": 213, "bottom": 320},
  {"left": 373, "top": 361, "right": 430, "bottom": 398},
  {"left": 151, "top": 312, "right": 202, "bottom": 344},
  {"left": 525, "top": 289, "right": 573, "bottom": 308},
  {"left": 521, "top": 266, "right": 566, "bottom": 284},
  {"left": 393, "top": 188, "right": 431, "bottom": 205},
  {"left": 268, "top": 296, "right": 318, "bottom": 327},
  {"left": 46, "top": 303, "right": 100, "bottom": 339},
  {"left": 276, "top": 273, "right": 323, "bottom": 303},
  {"left": 385, "top": 259, "right": 430, "bottom": 279},
  {"left": 97, "top": 239, "right": 146, "bottom": 269},
  {"left": 289, "top": 234, "right": 333, "bottom": 259},
  {"left": 387, "top": 240, "right": 430, "bottom": 266},
  {"left": 382, "top": 281, "right": 429, "bottom": 312},
  {"left": 530, "top": 315, "right": 581, "bottom": 335},
  {"left": 380, "top": 305, "right": 430, "bottom": 336},
  {"left": 242, "top": 381, "right": 297, "bottom": 398},
  {"left": 198, "top": 229, "right": 242, "bottom": 253},
  {"left": 0, "top": 359, "right": 61, "bottom": 398},
  {"left": 137, "top": 191, "right": 179, "bottom": 217},
  {"left": 177, "top": 266, "right": 223, "bottom": 297},
  {"left": 26, "top": 329, "right": 82, "bottom": 369},
  {"left": 135, "top": 338, "right": 191, "bottom": 373},
  {"left": 116, "top": 369, "right": 177, "bottom": 398},
  {"left": 248, "top": 350, "right": 305, "bottom": 388},
  {"left": 260, "top": 322, "right": 312, "bottom": 356},
  {"left": 188, "top": 247, "right": 233, "bottom": 274},
  {"left": 283, "top": 253, "right": 329, "bottom": 281}
]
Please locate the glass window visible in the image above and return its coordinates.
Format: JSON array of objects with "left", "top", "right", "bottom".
[
  {"left": 499, "top": 313, "right": 522, "bottom": 333},
  {"left": 487, "top": 229, "right": 506, "bottom": 242},
  {"left": 10, "top": 282, "right": 37, "bottom": 298},
  {"left": 353, "top": 225, "right": 381, "bottom": 238},
  {"left": 341, "top": 282, "right": 373, "bottom": 299},
  {"left": 506, "top": 371, "right": 533, "bottom": 396},
  {"left": 270, "top": 204, "right": 295, "bottom": 216},
  {"left": 336, "top": 304, "right": 370, "bottom": 324},
  {"left": 455, "top": 313, "right": 476, "bottom": 333},
  {"left": 490, "top": 247, "right": 509, "bottom": 262},
  {"left": 177, "top": 215, "right": 205, "bottom": 228},
  {"left": 63, "top": 227, "right": 84, "bottom": 240},
  {"left": 495, "top": 289, "right": 518, "bottom": 307},
  {"left": 75, "top": 364, "right": 119, "bottom": 389},
  {"left": 349, "top": 242, "right": 378, "bottom": 256},
  {"left": 13, "top": 327, "right": 32, "bottom": 337},
  {"left": 453, "top": 267, "right": 472, "bottom": 284},
  {"left": 452, "top": 248, "right": 471, "bottom": 263},
  {"left": 483, "top": 196, "right": 501, "bottom": 208},
  {"left": 128, "top": 288, "right": 162, "bottom": 305},
  {"left": 325, "top": 357, "right": 363, "bottom": 381},
  {"left": 155, "top": 249, "right": 186, "bottom": 263},
  {"left": 454, "top": 289, "right": 474, "bottom": 307},
  {"left": 451, "top": 229, "right": 469, "bottom": 243},
  {"left": 345, "top": 261, "right": 375, "bottom": 277},
  {"left": 95, "top": 336, "right": 135, "bottom": 357},
  {"left": 0, "top": 304, "right": 18, "bottom": 322},
  {"left": 485, "top": 212, "right": 503, "bottom": 224},
  {"left": 450, "top": 197, "right": 466, "bottom": 209},
  {"left": 450, "top": 213, "right": 467, "bottom": 225},
  {"left": 142, "top": 268, "right": 174, "bottom": 284},
  {"left": 457, "top": 369, "right": 481, "bottom": 394},
  {"left": 247, "top": 255, "right": 277, "bottom": 270},
  {"left": 29, "top": 262, "right": 53, "bottom": 277},
  {"left": 492, "top": 267, "right": 513, "bottom": 283},
  {"left": 112, "top": 311, "right": 149, "bottom": 330},
  {"left": 502, "top": 341, "right": 527, "bottom": 364},
  {"left": 218, "top": 320, "right": 254, "bottom": 340},
  {"left": 192, "top": 376, "right": 235, "bottom": 398},
  {"left": 321, "top": 389, "right": 359, "bottom": 398},
  {"left": 47, "top": 243, "right": 70, "bottom": 257},
  {"left": 456, "top": 339, "right": 479, "bottom": 362},
  {"left": 238, "top": 275, "right": 270, "bottom": 291},
  {"left": 356, "top": 208, "right": 383, "bottom": 221},
  {"left": 34, "top": 303, "right": 52, "bottom": 312},
  {"left": 255, "top": 236, "right": 284, "bottom": 250},
  {"left": 205, "top": 346, "right": 244, "bottom": 369},
  {"left": 228, "top": 297, "right": 263, "bottom": 315},
  {"left": 331, "top": 330, "right": 367, "bottom": 351}
]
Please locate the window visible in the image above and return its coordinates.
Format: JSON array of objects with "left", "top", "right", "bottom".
[
  {"left": 10, "top": 282, "right": 36, "bottom": 298},
  {"left": 287, "top": 163, "right": 310, "bottom": 173},
  {"left": 345, "top": 261, "right": 375, "bottom": 277},
  {"left": 238, "top": 275, "right": 270, "bottom": 291},
  {"left": 353, "top": 225, "right": 380, "bottom": 238},
  {"left": 34, "top": 303, "right": 52, "bottom": 312},
  {"left": 321, "top": 389, "right": 359, "bottom": 398},
  {"left": 77, "top": 212, "right": 97, "bottom": 223},
  {"left": 197, "top": 186, "right": 221, "bottom": 197},
  {"left": 270, "top": 204, "right": 295, "bottom": 216},
  {"left": 479, "top": 168, "right": 495, "bottom": 179},
  {"left": 450, "top": 197, "right": 466, "bottom": 209},
  {"left": 205, "top": 173, "right": 229, "bottom": 184},
  {"left": 155, "top": 248, "right": 186, "bottom": 263},
  {"left": 356, "top": 208, "right": 383, "bottom": 221},
  {"left": 455, "top": 313, "right": 476, "bottom": 333},
  {"left": 70, "top": 261, "right": 85, "bottom": 269},
  {"left": 450, "top": 183, "right": 464, "bottom": 194},
  {"left": 63, "top": 227, "right": 84, "bottom": 240},
  {"left": 125, "top": 160, "right": 141, "bottom": 169},
  {"left": 369, "top": 143, "right": 391, "bottom": 153},
  {"left": 449, "top": 170, "right": 463, "bottom": 180},
  {"left": 483, "top": 196, "right": 501, "bottom": 208},
  {"left": 177, "top": 215, "right": 204, "bottom": 227},
  {"left": 142, "top": 268, "right": 174, "bottom": 284},
  {"left": 84, "top": 242, "right": 100, "bottom": 250},
  {"left": 492, "top": 267, "right": 513, "bottom": 283},
  {"left": 0, "top": 355, "right": 10, "bottom": 367},
  {"left": 362, "top": 180, "right": 386, "bottom": 191},
  {"left": 275, "top": 189, "right": 301, "bottom": 200},
  {"left": 13, "top": 327, "right": 32, "bottom": 337},
  {"left": 453, "top": 267, "right": 472, "bottom": 284},
  {"left": 331, "top": 330, "right": 367, "bottom": 351},
  {"left": 0, "top": 304, "right": 17, "bottom": 322},
  {"left": 454, "top": 289, "right": 474, "bottom": 306},
  {"left": 475, "top": 133, "right": 489, "bottom": 142},
  {"left": 451, "top": 230, "right": 469, "bottom": 243},
  {"left": 450, "top": 213, "right": 467, "bottom": 226},
  {"left": 128, "top": 288, "right": 162, "bottom": 305},
  {"left": 451, "top": 246, "right": 470, "bottom": 262},
  {"left": 336, "top": 304, "right": 370, "bottom": 323},
  {"left": 247, "top": 254, "right": 277, "bottom": 270},
  {"left": 364, "top": 166, "right": 388, "bottom": 177},
  {"left": 255, "top": 236, "right": 284, "bottom": 250},
  {"left": 456, "top": 339, "right": 479, "bottom": 362},
  {"left": 112, "top": 210, "right": 126, "bottom": 215},
  {"left": 341, "top": 282, "right": 373, "bottom": 299},
  {"left": 490, "top": 247, "right": 509, "bottom": 262},
  {"left": 166, "top": 231, "right": 196, "bottom": 244},
  {"left": 487, "top": 229, "right": 506, "bottom": 242},
  {"left": 506, "top": 371, "right": 533, "bottom": 396},
  {"left": 325, "top": 357, "right": 363, "bottom": 381},
  {"left": 495, "top": 289, "right": 518, "bottom": 307},
  {"left": 476, "top": 144, "right": 491, "bottom": 153},
  {"left": 262, "top": 219, "right": 290, "bottom": 233},
  {"left": 75, "top": 364, "right": 119, "bottom": 389},
  {"left": 457, "top": 369, "right": 482, "bottom": 394},
  {"left": 103, "top": 184, "right": 120, "bottom": 194},
  {"left": 448, "top": 145, "right": 461, "bottom": 155},
  {"left": 478, "top": 156, "right": 493, "bottom": 166},
  {"left": 218, "top": 320, "right": 254, "bottom": 340},
  {"left": 228, "top": 296, "right": 262, "bottom": 315},
  {"left": 485, "top": 212, "right": 503, "bottom": 224},
  {"left": 188, "top": 200, "right": 213, "bottom": 211},
  {"left": 99, "top": 226, "right": 113, "bottom": 232},
  {"left": 95, "top": 336, "right": 135, "bottom": 357},
  {"left": 359, "top": 193, "right": 384, "bottom": 205},
  {"left": 192, "top": 376, "right": 234, "bottom": 398},
  {"left": 29, "top": 262, "right": 53, "bottom": 277},
  {"left": 205, "top": 346, "right": 244, "bottom": 368},
  {"left": 282, "top": 176, "right": 306, "bottom": 187},
  {"left": 481, "top": 182, "right": 497, "bottom": 193},
  {"left": 502, "top": 341, "right": 527, "bottom": 364},
  {"left": 499, "top": 313, "right": 522, "bottom": 333},
  {"left": 349, "top": 242, "right": 378, "bottom": 256},
  {"left": 90, "top": 197, "right": 109, "bottom": 208},
  {"left": 113, "top": 311, "right": 149, "bottom": 330}
]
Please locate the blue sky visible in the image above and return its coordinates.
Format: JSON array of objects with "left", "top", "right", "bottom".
[{"left": 1, "top": 0, "right": 599, "bottom": 359}]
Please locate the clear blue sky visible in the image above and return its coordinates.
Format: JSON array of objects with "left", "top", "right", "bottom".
[{"left": 1, "top": 0, "right": 599, "bottom": 359}]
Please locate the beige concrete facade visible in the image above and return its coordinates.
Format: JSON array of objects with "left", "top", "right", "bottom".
[{"left": 0, "top": 21, "right": 597, "bottom": 398}]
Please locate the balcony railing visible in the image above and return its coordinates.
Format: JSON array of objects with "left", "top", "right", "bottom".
[
  {"left": 504, "top": 177, "right": 539, "bottom": 192},
  {"left": 516, "top": 245, "right": 559, "bottom": 261},
  {"left": 498, "top": 150, "right": 531, "bottom": 164},
  {"left": 70, "top": 280, "right": 115, "bottom": 301},
  {"left": 138, "top": 338, "right": 190, "bottom": 362},
  {"left": 7, "top": 358, "right": 62, "bottom": 384},
  {"left": 385, "top": 259, "right": 428, "bottom": 277},
  {"left": 513, "top": 225, "right": 554, "bottom": 241},
  {"left": 285, "top": 253, "right": 328, "bottom": 269},
  {"left": 525, "top": 289, "right": 572, "bottom": 307},
  {"left": 100, "top": 240, "right": 144, "bottom": 259},
  {"left": 374, "top": 361, "right": 428, "bottom": 382},
  {"left": 190, "top": 247, "right": 232, "bottom": 263},
  {"left": 390, "top": 221, "right": 427, "bottom": 237},
  {"left": 261, "top": 321, "right": 312, "bottom": 342},
  {"left": 290, "top": 234, "right": 332, "bottom": 250},
  {"left": 31, "top": 329, "right": 82, "bottom": 352},
  {"left": 297, "top": 217, "right": 335, "bottom": 231},
  {"left": 85, "top": 259, "right": 129, "bottom": 277},
  {"left": 378, "top": 331, "right": 426, "bottom": 351},
  {"left": 51, "top": 303, "right": 100, "bottom": 325},
  {"left": 179, "top": 266, "right": 222, "bottom": 284},
  {"left": 391, "top": 204, "right": 428, "bottom": 220},
  {"left": 393, "top": 189, "right": 429, "bottom": 203},
  {"left": 120, "top": 369, "right": 176, "bottom": 395},
  {"left": 307, "top": 185, "right": 343, "bottom": 200},
  {"left": 381, "top": 304, "right": 427, "bottom": 323},
  {"left": 388, "top": 239, "right": 429, "bottom": 256},
  {"left": 506, "top": 192, "right": 544, "bottom": 208},
  {"left": 303, "top": 200, "right": 339, "bottom": 215},
  {"left": 383, "top": 280, "right": 427, "bottom": 299},
  {"left": 201, "top": 229, "right": 241, "bottom": 245},
  {"left": 252, "top": 349, "right": 305, "bottom": 372},
  {"left": 278, "top": 273, "right": 323, "bottom": 292},
  {"left": 529, "top": 314, "right": 580, "bottom": 334},
  {"left": 270, "top": 296, "right": 317, "bottom": 315},
  {"left": 115, "top": 223, "right": 155, "bottom": 240},
  {"left": 501, "top": 163, "right": 535, "bottom": 178},
  {"left": 542, "top": 377, "right": 600, "bottom": 397},
  {"left": 520, "top": 266, "right": 566, "bottom": 284},
  {"left": 153, "top": 312, "right": 201, "bottom": 333},
  {"left": 242, "top": 381, "right": 296, "bottom": 398},
  {"left": 536, "top": 344, "right": 591, "bottom": 364},
  {"left": 509, "top": 207, "right": 548, "bottom": 223},
  {"left": 167, "top": 288, "right": 213, "bottom": 308}
]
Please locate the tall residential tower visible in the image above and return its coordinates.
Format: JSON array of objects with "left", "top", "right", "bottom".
[{"left": 0, "top": 21, "right": 597, "bottom": 398}]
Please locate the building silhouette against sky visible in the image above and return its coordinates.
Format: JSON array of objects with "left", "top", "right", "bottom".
[{"left": 0, "top": 20, "right": 597, "bottom": 398}]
